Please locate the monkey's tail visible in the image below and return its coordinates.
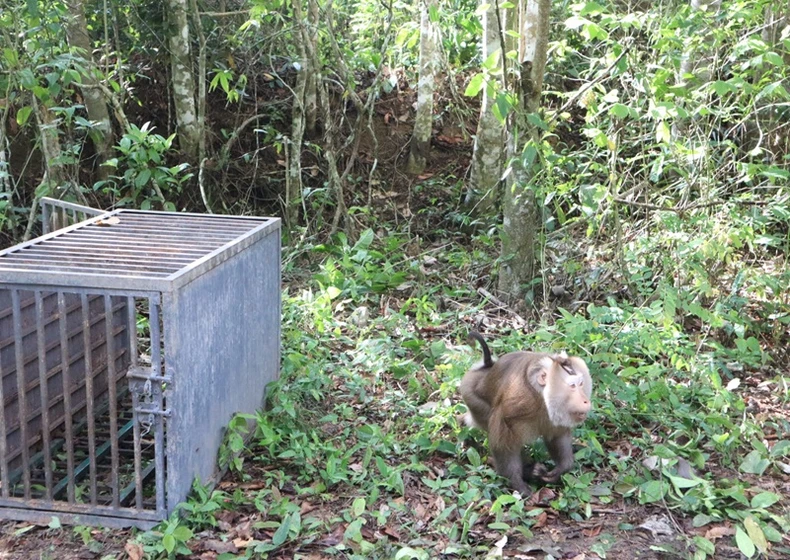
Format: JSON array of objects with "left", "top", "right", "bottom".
[{"left": 468, "top": 331, "right": 494, "bottom": 368}]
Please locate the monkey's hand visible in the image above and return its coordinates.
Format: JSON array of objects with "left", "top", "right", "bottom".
[
  {"left": 538, "top": 468, "right": 562, "bottom": 483},
  {"left": 523, "top": 462, "right": 549, "bottom": 481}
]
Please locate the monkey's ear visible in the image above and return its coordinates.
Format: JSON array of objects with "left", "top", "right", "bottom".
[{"left": 537, "top": 369, "right": 548, "bottom": 386}]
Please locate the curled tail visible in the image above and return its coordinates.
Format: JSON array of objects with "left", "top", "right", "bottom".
[{"left": 468, "top": 331, "right": 494, "bottom": 368}]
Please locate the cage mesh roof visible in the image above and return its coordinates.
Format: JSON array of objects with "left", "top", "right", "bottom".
[{"left": 0, "top": 210, "right": 279, "bottom": 292}]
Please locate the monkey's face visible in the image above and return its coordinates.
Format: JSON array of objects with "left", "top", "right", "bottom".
[{"left": 544, "top": 358, "right": 592, "bottom": 428}]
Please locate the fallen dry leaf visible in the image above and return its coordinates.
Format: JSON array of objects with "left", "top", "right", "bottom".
[
  {"left": 232, "top": 537, "right": 255, "bottom": 549},
  {"left": 300, "top": 501, "right": 316, "bottom": 514},
  {"left": 583, "top": 525, "right": 602, "bottom": 538},
  {"left": 202, "top": 539, "right": 238, "bottom": 554},
  {"left": 317, "top": 525, "right": 345, "bottom": 547},
  {"left": 95, "top": 217, "right": 121, "bottom": 226},
  {"left": 705, "top": 525, "right": 735, "bottom": 540},
  {"left": 124, "top": 541, "right": 144, "bottom": 560},
  {"left": 528, "top": 487, "right": 556, "bottom": 506},
  {"left": 532, "top": 510, "right": 549, "bottom": 530}
]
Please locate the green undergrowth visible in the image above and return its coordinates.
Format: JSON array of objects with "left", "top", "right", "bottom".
[{"left": 132, "top": 217, "right": 789, "bottom": 559}]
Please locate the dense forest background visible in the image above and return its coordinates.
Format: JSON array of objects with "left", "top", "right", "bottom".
[{"left": 0, "top": 0, "right": 789, "bottom": 558}]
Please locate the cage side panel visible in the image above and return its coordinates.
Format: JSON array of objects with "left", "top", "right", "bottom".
[{"left": 163, "top": 231, "right": 281, "bottom": 510}]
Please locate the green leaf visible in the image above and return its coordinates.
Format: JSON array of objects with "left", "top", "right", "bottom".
[
  {"left": 352, "top": 497, "right": 366, "bottom": 517},
  {"left": 639, "top": 480, "right": 666, "bottom": 503},
  {"left": 692, "top": 513, "right": 714, "bottom": 527},
  {"left": 465, "top": 73, "right": 485, "bottom": 97},
  {"left": 16, "top": 107, "right": 33, "bottom": 126},
  {"left": 735, "top": 525, "right": 755, "bottom": 558},
  {"left": 693, "top": 536, "right": 715, "bottom": 555},
  {"left": 395, "top": 547, "right": 428, "bottom": 560},
  {"left": 711, "top": 80, "right": 737, "bottom": 96},
  {"left": 466, "top": 446, "right": 481, "bottom": 467},
  {"left": 743, "top": 517, "right": 767, "bottom": 554},
  {"left": 344, "top": 518, "right": 364, "bottom": 542},
  {"left": 482, "top": 50, "right": 501, "bottom": 72},
  {"left": 325, "top": 286, "right": 341, "bottom": 299},
  {"left": 135, "top": 168, "right": 152, "bottom": 188},
  {"left": 271, "top": 513, "right": 292, "bottom": 547},
  {"left": 739, "top": 450, "right": 769, "bottom": 475},
  {"left": 48, "top": 517, "right": 61, "bottom": 529},
  {"left": 655, "top": 121, "right": 671, "bottom": 144},
  {"left": 490, "top": 493, "right": 517, "bottom": 513},
  {"left": 750, "top": 491, "right": 781, "bottom": 509},
  {"left": 172, "top": 525, "right": 193, "bottom": 541},
  {"left": 163, "top": 534, "right": 176, "bottom": 554},
  {"left": 609, "top": 103, "right": 630, "bottom": 119}
]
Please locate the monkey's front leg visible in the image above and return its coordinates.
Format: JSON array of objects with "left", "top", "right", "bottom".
[
  {"left": 492, "top": 446, "right": 532, "bottom": 495},
  {"left": 540, "top": 432, "right": 575, "bottom": 483}
]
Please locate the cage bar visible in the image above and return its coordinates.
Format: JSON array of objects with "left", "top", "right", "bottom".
[{"left": 0, "top": 209, "right": 280, "bottom": 528}]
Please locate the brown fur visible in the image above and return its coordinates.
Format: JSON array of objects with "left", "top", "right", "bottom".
[{"left": 459, "top": 332, "right": 592, "bottom": 495}]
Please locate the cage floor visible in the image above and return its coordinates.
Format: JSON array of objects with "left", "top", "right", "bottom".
[{"left": 6, "top": 391, "right": 158, "bottom": 509}]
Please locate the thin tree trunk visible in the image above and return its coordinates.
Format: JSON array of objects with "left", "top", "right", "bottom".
[
  {"left": 467, "top": 0, "right": 505, "bottom": 215},
  {"left": 166, "top": 0, "right": 200, "bottom": 160},
  {"left": 65, "top": 0, "right": 114, "bottom": 181},
  {"left": 190, "top": 0, "right": 212, "bottom": 212},
  {"left": 288, "top": 0, "right": 310, "bottom": 229},
  {"left": 407, "top": 0, "right": 438, "bottom": 175},
  {"left": 497, "top": 0, "right": 550, "bottom": 304},
  {"left": 304, "top": 0, "right": 319, "bottom": 133}
]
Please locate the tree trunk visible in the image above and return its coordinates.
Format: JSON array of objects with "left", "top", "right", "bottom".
[
  {"left": 287, "top": 0, "right": 310, "bottom": 229},
  {"left": 166, "top": 0, "right": 200, "bottom": 160},
  {"left": 497, "top": 0, "right": 550, "bottom": 305},
  {"left": 64, "top": 0, "right": 114, "bottom": 181},
  {"left": 407, "top": 0, "right": 438, "bottom": 175},
  {"left": 466, "top": 0, "right": 505, "bottom": 215},
  {"left": 304, "top": 0, "right": 319, "bottom": 133}
]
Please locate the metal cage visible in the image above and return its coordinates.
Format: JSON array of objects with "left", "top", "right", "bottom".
[{"left": 0, "top": 208, "right": 281, "bottom": 528}]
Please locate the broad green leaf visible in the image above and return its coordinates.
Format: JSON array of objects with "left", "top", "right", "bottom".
[
  {"left": 16, "top": 106, "right": 33, "bottom": 126},
  {"left": 482, "top": 50, "right": 501, "bottom": 71},
  {"left": 609, "top": 103, "right": 630, "bottom": 119},
  {"left": 352, "top": 497, "right": 366, "bottom": 517},
  {"left": 163, "top": 534, "right": 176, "bottom": 554},
  {"left": 692, "top": 513, "right": 714, "bottom": 527},
  {"left": 325, "top": 286, "right": 341, "bottom": 299},
  {"left": 639, "top": 480, "right": 666, "bottom": 503},
  {"left": 395, "top": 547, "right": 428, "bottom": 560},
  {"left": 344, "top": 518, "right": 364, "bottom": 542},
  {"left": 272, "top": 513, "right": 292, "bottom": 547},
  {"left": 740, "top": 451, "right": 769, "bottom": 475},
  {"left": 770, "top": 440, "right": 790, "bottom": 457},
  {"left": 490, "top": 493, "right": 517, "bottom": 513},
  {"left": 466, "top": 446, "right": 481, "bottom": 467},
  {"left": 465, "top": 73, "right": 485, "bottom": 97},
  {"left": 655, "top": 121, "right": 671, "bottom": 144},
  {"left": 735, "top": 525, "right": 755, "bottom": 558},
  {"left": 711, "top": 80, "right": 737, "bottom": 96},
  {"left": 693, "top": 536, "right": 715, "bottom": 555},
  {"left": 172, "top": 526, "right": 192, "bottom": 541},
  {"left": 135, "top": 168, "right": 152, "bottom": 188},
  {"left": 743, "top": 517, "right": 767, "bottom": 553}
]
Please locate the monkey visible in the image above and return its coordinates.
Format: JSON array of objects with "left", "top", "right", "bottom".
[{"left": 459, "top": 331, "right": 592, "bottom": 495}]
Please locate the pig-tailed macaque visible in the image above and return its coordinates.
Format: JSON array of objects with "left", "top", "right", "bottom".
[{"left": 459, "top": 332, "right": 592, "bottom": 495}]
